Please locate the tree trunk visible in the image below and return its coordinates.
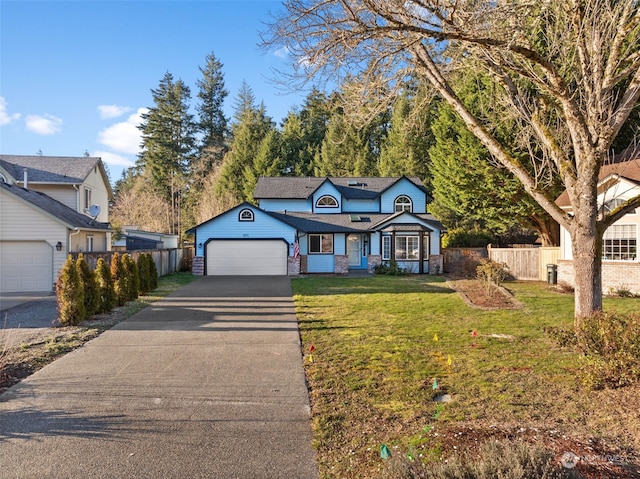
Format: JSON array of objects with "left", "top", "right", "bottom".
[{"left": 570, "top": 223, "right": 603, "bottom": 328}]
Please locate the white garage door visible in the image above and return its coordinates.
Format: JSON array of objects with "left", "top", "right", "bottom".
[
  {"left": 0, "top": 241, "right": 53, "bottom": 293},
  {"left": 206, "top": 240, "right": 288, "bottom": 275}
]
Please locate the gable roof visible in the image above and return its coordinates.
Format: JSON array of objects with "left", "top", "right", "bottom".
[
  {"left": 556, "top": 154, "right": 640, "bottom": 208},
  {"left": 0, "top": 182, "right": 111, "bottom": 231},
  {"left": 0, "top": 155, "right": 113, "bottom": 198},
  {"left": 254, "top": 176, "right": 428, "bottom": 201}
]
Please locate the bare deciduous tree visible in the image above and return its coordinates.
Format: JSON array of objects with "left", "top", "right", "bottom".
[
  {"left": 110, "top": 177, "right": 172, "bottom": 234},
  {"left": 265, "top": 0, "right": 640, "bottom": 323}
]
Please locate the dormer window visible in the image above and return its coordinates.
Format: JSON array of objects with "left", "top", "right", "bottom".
[
  {"left": 316, "top": 195, "right": 338, "bottom": 208},
  {"left": 239, "top": 208, "right": 254, "bottom": 221},
  {"left": 395, "top": 195, "right": 412, "bottom": 212}
]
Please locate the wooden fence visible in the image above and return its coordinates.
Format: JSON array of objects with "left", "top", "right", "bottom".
[
  {"left": 70, "top": 248, "right": 193, "bottom": 278},
  {"left": 488, "top": 246, "right": 560, "bottom": 281}
]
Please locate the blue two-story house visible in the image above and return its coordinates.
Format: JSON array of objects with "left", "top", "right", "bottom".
[{"left": 188, "top": 176, "right": 444, "bottom": 276}]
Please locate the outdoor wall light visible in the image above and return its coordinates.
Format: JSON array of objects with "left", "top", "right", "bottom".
[
  {"left": 56, "top": 241, "right": 63, "bottom": 251},
  {"left": 198, "top": 242, "right": 203, "bottom": 248}
]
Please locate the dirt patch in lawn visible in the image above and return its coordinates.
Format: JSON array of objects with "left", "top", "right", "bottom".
[{"left": 447, "top": 278, "right": 524, "bottom": 309}]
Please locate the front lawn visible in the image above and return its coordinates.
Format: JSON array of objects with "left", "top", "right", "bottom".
[{"left": 292, "top": 275, "right": 640, "bottom": 479}]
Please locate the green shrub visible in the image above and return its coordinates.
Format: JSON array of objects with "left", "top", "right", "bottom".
[
  {"left": 76, "top": 253, "right": 99, "bottom": 316},
  {"left": 147, "top": 253, "right": 159, "bottom": 290},
  {"left": 110, "top": 252, "right": 128, "bottom": 306},
  {"left": 577, "top": 311, "right": 640, "bottom": 389},
  {"left": 380, "top": 439, "right": 580, "bottom": 479},
  {"left": 95, "top": 257, "right": 116, "bottom": 313},
  {"left": 374, "top": 260, "right": 408, "bottom": 276},
  {"left": 137, "top": 254, "right": 151, "bottom": 295},
  {"left": 442, "top": 228, "right": 494, "bottom": 248},
  {"left": 121, "top": 253, "right": 139, "bottom": 301},
  {"left": 56, "top": 255, "right": 86, "bottom": 326}
]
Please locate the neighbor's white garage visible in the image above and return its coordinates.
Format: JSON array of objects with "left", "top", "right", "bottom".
[
  {"left": 0, "top": 241, "right": 53, "bottom": 293},
  {"left": 206, "top": 239, "right": 288, "bottom": 275}
]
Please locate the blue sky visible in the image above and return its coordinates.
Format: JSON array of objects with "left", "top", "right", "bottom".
[{"left": 0, "top": 0, "right": 307, "bottom": 182}]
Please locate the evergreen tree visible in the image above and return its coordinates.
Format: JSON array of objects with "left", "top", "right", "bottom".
[
  {"left": 138, "top": 71, "right": 197, "bottom": 234},
  {"left": 95, "top": 257, "right": 116, "bottom": 313},
  {"left": 147, "top": 253, "right": 159, "bottom": 290},
  {"left": 56, "top": 255, "right": 86, "bottom": 326},
  {"left": 110, "top": 252, "right": 128, "bottom": 306},
  {"left": 429, "top": 73, "right": 561, "bottom": 246},
  {"left": 137, "top": 254, "right": 151, "bottom": 295},
  {"left": 243, "top": 129, "right": 285, "bottom": 202},
  {"left": 196, "top": 52, "right": 229, "bottom": 155},
  {"left": 378, "top": 86, "right": 434, "bottom": 184},
  {"left": 317, "top": 110, "right": 370, "bottom": 176},
  {"left": 216, "top": 81, "right": 275, "bottom": 201},
  {"left": 121, "top": 253, "right": 139, "bottom": 301},
  {"left": 280, "top": 89, "right": 333, "bottom": 176},
  {"left": 76, "top": 253, "right": 99, "bottom": 317}
]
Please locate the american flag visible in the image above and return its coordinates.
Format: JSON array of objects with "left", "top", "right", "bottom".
[{"left": 293, "top": 241, "right": 300, "bottom": 258}]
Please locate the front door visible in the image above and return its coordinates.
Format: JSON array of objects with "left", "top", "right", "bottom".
[{"left": 348, "top": 235, "right": 363, "bottom": 267}]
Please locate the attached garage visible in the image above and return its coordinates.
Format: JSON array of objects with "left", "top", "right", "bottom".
[
  {"left": 0, "top": 241, "right": 53, "bottom": 293},
  {"left": 206, "top": 239, "right": 288, "bottom": 275}
]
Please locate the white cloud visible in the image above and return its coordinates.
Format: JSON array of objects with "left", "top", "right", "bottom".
[
  {"left": 98, "top": 104, "right": 132, "bottom": 119},
  {"left": 273, "top": 46, "right": 290, "bottom": 59},
  {"left": 25, "top": 114, "right": 63, "bottom": 135},
  {"left": 93, "top": 150, "right": 135, "bottom": 168},
  {"left": 98, "top": 107, "right": 147, "bottom": 155},
  {"left": 0, "top": 97, "right": 20, "bottom": 125}
]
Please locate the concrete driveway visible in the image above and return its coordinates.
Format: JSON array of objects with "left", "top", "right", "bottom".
[{"left": 0, "top": 276, "right": 319, "bottom": 479}]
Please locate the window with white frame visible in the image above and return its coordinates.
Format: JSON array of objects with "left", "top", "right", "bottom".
[
  {"left": 84, "top": 187, "right": 92, "bottom": 210},
  {"left": 239, "top": 208, "right": 254, "bottom": 221},
  {"left": 382, "top": 236, "right": 391, "bottom": 260},
  {"left": 395, "top": 236, "right": 419, "bottom": 260},
  {"left": 394, "top": 195, "right": 412, "bottom": 212},
  {"left": 603, "top": 224, "right": 637, "bottom": 261},
  {"left": 86, "top": 235, "right": 94, "bottom": 252},
  {"left": 309, "top": 234, "right": 333, "bottom": 254},
  {"left": 316, "top": 195, "right": 338, "bottom": 207}
]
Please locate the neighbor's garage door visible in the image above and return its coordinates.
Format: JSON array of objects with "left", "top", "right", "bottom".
[
  {"left": 0, "top": 241, "right": 53, "bottom": 293},
  {"left": 206, "top": 240, "right": 287, "bottom": 275}
]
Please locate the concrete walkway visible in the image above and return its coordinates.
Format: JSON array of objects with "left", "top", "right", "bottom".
[{"left": 0, "top": 276, "right": 319, "bottom": 479}]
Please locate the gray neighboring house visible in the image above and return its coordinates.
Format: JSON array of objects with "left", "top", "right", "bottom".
[{"left": 0, "top": 155, "right": 112, "bottom": 293}]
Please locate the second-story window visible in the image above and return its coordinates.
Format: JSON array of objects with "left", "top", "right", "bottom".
[
  {"left": 316, "top": 195, "right": 338, "bottom": 208},
  {"left": 84, "top": 187, "right": 92, "bottom": 209},
  {"left": 394, "top": 195, "right": 412, "bottom": 212}
]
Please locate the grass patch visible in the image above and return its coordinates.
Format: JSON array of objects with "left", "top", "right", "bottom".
[{"left": 292, "top": 276, "right": 640, "bottom": 479}]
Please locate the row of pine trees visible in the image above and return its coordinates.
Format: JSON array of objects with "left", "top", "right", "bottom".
[{"left": 56, "top": 253, "right": 158, "bottom": 326}]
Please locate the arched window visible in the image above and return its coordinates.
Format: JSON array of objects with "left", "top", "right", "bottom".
[
  {"left": 239, "top": 208, "right": 254, "bottom": 221},
  {"left": 394, "top": 195, "right": 412, "bottom": 212},
  {"left": 316, "top": 195, "right": 338, "bottom": 208}
]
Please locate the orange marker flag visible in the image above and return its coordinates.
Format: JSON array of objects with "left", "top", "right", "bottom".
[{"left": 309, "top": 344, "right": 315, "bottom": 353}]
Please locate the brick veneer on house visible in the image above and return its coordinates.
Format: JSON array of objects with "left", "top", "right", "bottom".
[{"left": 558, "top": 259, "right": 640, "bottom": 295}]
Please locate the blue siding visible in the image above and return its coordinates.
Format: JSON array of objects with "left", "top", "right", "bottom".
[
  {"left": 259, "top": 198, "right": 311, "bottom": 212},
  {"left": 342, "top": 198, "right": 378, "bottom": 213},
  {"left": 194, "top": 206, "right": 296, "bottom": 256},
  {"left": 380, "top": 178, "right": 427, "bottom": 213},
  {"left": 307, "top": 254, "right": 334, "bottom": 273},
  {"left": 312, "top": 182, "right": 342, "bottom": 213}
]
